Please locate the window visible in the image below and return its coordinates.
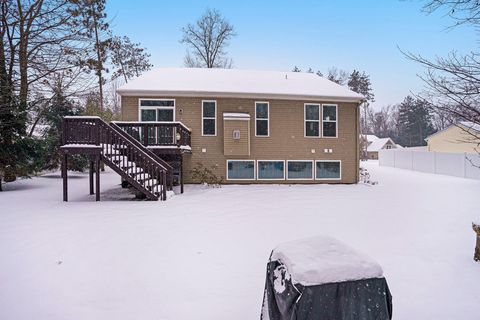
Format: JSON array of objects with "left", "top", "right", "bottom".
[
  {"left": 140, "top": 100, "right": 174, "bottom": 107},
  {"left": 255, "top": 102, "right": 269, "bottom": 136},
  {"left": 257, "top": 160, "right": 285, "bottom": 180},
  {"left": 305, "top": 104, "right": 320, "bottom": 137},
  {"left": 227, "top": 160, "right": 255, "bottom": 180},
  {"left": 139, "top": 99, "right": 175, "bottom": 122},
  {"left": 287, "top": 161, "right": 313, "bottom": 180},
  {"left": 315, "top": 161, "right": 341, "bottom": 180},
  {"left": 139, "top": 99, "right": 175, "bottom": 144},
  {"left": 202, "top": 100, "right": 216, "bottom": 136},
  {"left": 322, "top": 104, "right": 337, "bottom": 137}
]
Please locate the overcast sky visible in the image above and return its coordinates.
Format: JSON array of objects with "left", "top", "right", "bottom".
[{"left": 106, "top": 0, "right": 476, "bottom": 109}]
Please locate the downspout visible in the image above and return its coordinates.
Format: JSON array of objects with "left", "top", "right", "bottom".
[{"left": 356, "top": 101, "right": 360, "bottom": 183}]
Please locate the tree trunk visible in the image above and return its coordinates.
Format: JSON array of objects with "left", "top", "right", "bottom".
[{"left": 91, "top": 3, "right": 104, "bottom": 111}]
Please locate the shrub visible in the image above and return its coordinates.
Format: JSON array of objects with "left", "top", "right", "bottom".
[{"left": 189, "top": 162, "right": 223, "bottom": 187}]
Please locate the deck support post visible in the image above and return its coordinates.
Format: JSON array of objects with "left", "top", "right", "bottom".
[
  {"left": 95, "top": 155, "right": 100, "bottom": 201},
  {"left": 62, "top": 153, "right": 68, "bottom": 202},
  {"left": 180, "top": 155, "right": 184, "bottom": 194},
  {"left": 89, "top": 160, "right": 94, "bottom": 195},
  {"left": 474, "top": 223, "right": 480, "bottom": 262}
]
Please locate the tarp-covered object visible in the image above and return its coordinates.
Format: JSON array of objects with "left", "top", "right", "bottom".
[{"left": 261, "top": 236, "right": 392, "bottom": 320}]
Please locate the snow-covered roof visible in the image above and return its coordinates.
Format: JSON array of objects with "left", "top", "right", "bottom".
[
  {"left": 223, "top": 112, "right": 251, "bottom": 120},
  {"left": 270, "top": 236, "right": 383, "bottom": 286},
  {"left": 460, "top": 121, "right": 480, "bottom": 133},
  {"left": 361, "top": 134, "right": 379, "bottom": 143},
  {"left": 367, "top": 138, "right": 396, "bottom": 152},
  {"left": 425, "top": 121, "right": 480, "bottom": 141},
  {"left": 117, "top": 68, "right": 365, "bottom": 103}
]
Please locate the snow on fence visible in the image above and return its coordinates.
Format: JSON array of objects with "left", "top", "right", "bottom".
[{"left": 379, "top": 149, "right": 480, "bottom": 180}]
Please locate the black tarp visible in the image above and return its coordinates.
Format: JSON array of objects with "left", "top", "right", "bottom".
[{"left": 261, "top": 260, "right": 393, "bottom": 320}]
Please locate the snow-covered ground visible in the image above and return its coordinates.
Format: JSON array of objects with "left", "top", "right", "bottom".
[{"left": 0, "top": 161, "right": 479, "bottom": 320}]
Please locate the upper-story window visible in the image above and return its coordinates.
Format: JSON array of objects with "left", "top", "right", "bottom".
[
  {"left": 305, "top": 104, "right": 320, "bottom": 137},
  {"left": 139, "top": 99, "right": 175, "bottom": 122},
  {"left": 255, "top": 102, "right": 269, "bottom": 136},
  {"left": 322, "top": 104, "right": 337, "bottom": 137},
  {"left": 202, "top": 100, "right": 216, "bottom": 136}
]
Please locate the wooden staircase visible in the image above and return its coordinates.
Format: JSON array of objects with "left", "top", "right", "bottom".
[{"left": 62, "top": 116, "right": 173, "bottom": 201}]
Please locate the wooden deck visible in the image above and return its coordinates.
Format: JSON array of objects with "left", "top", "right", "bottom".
[{"left": 60, "top": 117, "right": 191, "bottom": 201}]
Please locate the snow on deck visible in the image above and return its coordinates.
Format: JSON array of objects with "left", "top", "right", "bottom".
[
  {"left": 271, "top": 236, "right": 383, "bottom": 286},
  {"left": 0, "top": 162, "right": 479, "bottom": 319}
]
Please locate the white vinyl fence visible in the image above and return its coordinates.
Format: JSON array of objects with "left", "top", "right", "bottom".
[{"left": 379, "top": 149, "right": 480, "bottom": 180}]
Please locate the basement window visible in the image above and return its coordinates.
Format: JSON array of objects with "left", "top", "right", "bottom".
[
  {"left": 257, "top": 160, "right": 285, "bottom": 180},
  {"left": 227, "top": 160, "right": 255, "bottom": 180},
  {"left": 287, "top": 161, "right": 314, "bottom": 180},
  {"left": 315, "top": 160, "right": 341, "bottom": 180}
]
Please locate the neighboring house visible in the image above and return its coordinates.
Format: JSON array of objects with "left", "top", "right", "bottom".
[
  {"left": 363, "top": 136, "right": 400, "bottom": 160},
  {"left": 425, "top": 121, "right": 480, "bottom": 153},
  {"left": 111, "top": 68, "right": 364, "bottom": 185}
]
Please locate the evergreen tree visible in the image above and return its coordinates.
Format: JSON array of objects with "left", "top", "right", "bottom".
[
  {"left": 41, "top": 80, "right": 87, "bottom": 171},
  {"left": 292, "top": 66, "right": 301, "bottom": 72},
  {"left": 396, "top": 96, "right": 435, "bottom": 147}
]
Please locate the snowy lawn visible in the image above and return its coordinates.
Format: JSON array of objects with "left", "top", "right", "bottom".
[{"left": 0, "top": 161, "right": 479, "bottom": 320}]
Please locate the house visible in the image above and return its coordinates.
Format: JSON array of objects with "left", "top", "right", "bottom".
[
  {"left": 59, "top": 68, "right": 364, "bottom": 201},
  {"left": 360, "top": 135, "right": 400, "bottom": 160},
  {"left": 425, "top": 121, "right": 480, "bottom": 153},
  {"left": 116, "top": 68, "right": 364, "bottom": 184},
  {"left": 366, "top": 138, "right": 400, "bottom": 159}
]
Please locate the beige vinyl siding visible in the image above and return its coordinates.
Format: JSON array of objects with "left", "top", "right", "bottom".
[
  {"left": 427, "top": 126, "right": 480, "bottom": 153},
  {"left": 121, "top": 96, "right": 360, "bottom": 184}
]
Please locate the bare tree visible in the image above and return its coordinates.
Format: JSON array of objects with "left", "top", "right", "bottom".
[
  {"left": 73, "top": 0, "right": 110, "bottom": 111},
  {"left": 110, "top": 35, "right": 152, "bottom": 83},
  {"left": 180, "top": 8, "right": 236, "bottom": 68},
  {"left": 404, "top": 1, "right": 480, "bottom": 149}
]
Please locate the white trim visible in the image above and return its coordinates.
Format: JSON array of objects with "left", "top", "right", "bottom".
[
  {"left": 322, "top": 104, "right": 338, "bottom": 138},
  {"left": 315, "top": 160, "right": 342, "bottom": 180},
  {"left": 256, "top": 160, "right": 286, "bottom": 181},
  {"left": 304, "top": 103, "right": 321, "bottom": 138},
  {"left": 255, "top": 101, "right": 270, "bottom": 137},
  {"left": 138, "top": 98, "right": 176, "bottom": 122},
  {"left": 117, "top": 90, "right": 364, "bottom": 104},
  {"left": 223, "top": 112, "right": 250, "bottom": 120},
  {"left": 64, "top": 116, "right": 101, "bottom": 119},
  {"left": 202, "top": 100, "right": 217, "bottom": 136},
  {"left": 226, "top": 160, "right": 256, "bottom": 181},
  {"left": 286, "top": 160, "right": 314, "bottom": 181}
]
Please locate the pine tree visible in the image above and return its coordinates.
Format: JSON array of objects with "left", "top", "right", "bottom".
[{"left": 396, "top": 96, "right": 435, "bottom": 147}]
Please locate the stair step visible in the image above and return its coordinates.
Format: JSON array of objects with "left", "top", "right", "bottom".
[
  {"left": 135, "top": 173, "right": 152, "bottom": 181},
  {"left": 126, "top": 167, "right": 144, "bottom": 175}
]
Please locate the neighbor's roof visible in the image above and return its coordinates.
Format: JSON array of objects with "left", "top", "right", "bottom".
[
  {"left": 360, "top": 134, "right": 379, "bottom": 143},
  {"left": 117, "top": 68, "right": 365, "bottom": 103},
  {"left": 367, "top": 137, "right": 395, "bottom": 152},
  {"left": 270, "top": 236, "right": 383, "bottom": 286},
  {"left": 425, "top": 121, "right": 480, "bottom": 141}
]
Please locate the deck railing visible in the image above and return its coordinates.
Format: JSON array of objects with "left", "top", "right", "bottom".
[
  {"left": 113, "top": 121, "right": 191, "bottom": 147},
  {"left": 62, "top": 116, "right": 170, "bottom": 200}
]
